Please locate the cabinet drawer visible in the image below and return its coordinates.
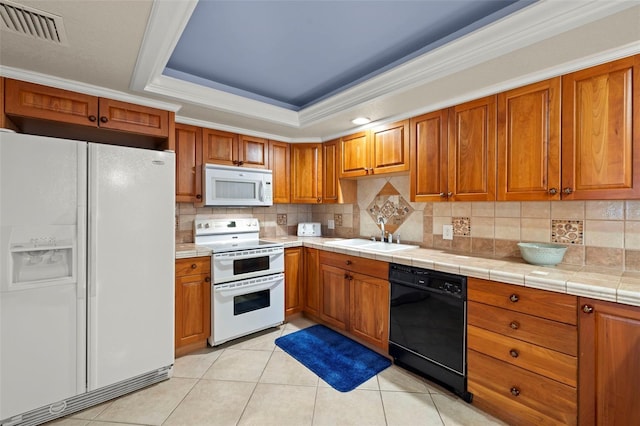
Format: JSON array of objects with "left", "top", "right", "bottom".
[
  {"left": 468, "top": 350, "right": 577, "bottom": 426},
  {"left": 468, "top": 277, "right": 577, "bottom": 325},
  {"left": 319, "top": 250, "right": 388, "bottom": 279},
  {"left": 468, "top": 325, "right": 577, "bottom": 387},
  {"left": 176, "top": 257, "right": 211, "bottom": 277},
  {"left": 468, "top": 301, "right": 577, "bottom": 356}
]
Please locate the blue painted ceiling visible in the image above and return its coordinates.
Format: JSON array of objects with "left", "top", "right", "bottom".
[{"left": 165, "top": 0, "right": 534, "bottom": 111}]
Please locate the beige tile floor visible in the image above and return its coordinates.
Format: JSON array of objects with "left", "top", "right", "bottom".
[{"left": 49, "top": 317, "right": 505, "bottom": 426}]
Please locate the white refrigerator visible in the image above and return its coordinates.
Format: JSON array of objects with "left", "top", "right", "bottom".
[{"left": 0, "top": 133, "right": 175, "bottom": 425}]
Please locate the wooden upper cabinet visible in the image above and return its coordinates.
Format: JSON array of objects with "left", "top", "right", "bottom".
[
  {"left": 5, "top": 79, "right": 98, "bottom": 127},
  {"left": 98, "top": 98, "right": 169, "bottom": 137},
  {"left": 291, "top": 143, "right": 323, "bottom": 204},
  {"left": 562, "top": 55, "right": 640, "bottom": 200},
  {"left": 339, "top": 120, "right": 410, "bottom": 178},
  {"left": 239, "top": 135, "right": 269, "bottom": 168},
  {"left": 175, "top": 124, "right": 203, "bottom": 203},
  {"left": 269, "top": 140, "right": 290, "bottom": 203},
  {"left": 323, "top": 139, "right": 340, "bottom": 203},
  {"left": 369, "top": 120, "right": 410, "bottom": 174},
  {"left": 340, "top": 131, "right": 369, "bottom": 177},
  {"left": 448, "top": 95, "right": 497, "bottom": 201},
  {"left": 202, "top": 128, "right": 238, "bottom": 166},
  {"left": 497, "top": 78, "right": 561, "bottom": 201},
  {"left": 410, "top": 109, "right": 449, "bottom": 202},
  {"left": 4, "top": 79, "right": 169, "bottom": 137}
]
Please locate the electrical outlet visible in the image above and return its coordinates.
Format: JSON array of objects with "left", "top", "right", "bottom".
[
  {"left": 443, "top": 224, "right": 454, "bottom": 240},
  {"left": 328, "top": 219, "right": 335, "bottom": 229}
]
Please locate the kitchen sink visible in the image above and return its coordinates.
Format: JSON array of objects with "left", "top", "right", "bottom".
[{"left": 324, "top": 238, "right": 419, "bottom": 253}]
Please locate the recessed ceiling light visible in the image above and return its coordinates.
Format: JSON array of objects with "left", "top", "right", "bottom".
[{"left": 351, "top": 117, "right": 371, "bottom": 125}]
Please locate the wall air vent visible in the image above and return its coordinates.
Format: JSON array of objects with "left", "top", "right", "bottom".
[{"left": 0, "top": 0, "right": 67, "bottom": 45}]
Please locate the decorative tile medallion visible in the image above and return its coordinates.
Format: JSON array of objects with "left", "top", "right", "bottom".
[
  {"left": 552, "top": 219, "right": 583, "bottom": 244},
  {"left": 367, "top": 182, "right": 413, "bottom": 234},
  {"left": 277, "top": 214, "right": 287, "bottom": 226},
  {"left": 453, "top": 217, "right": 471, "bottom": 236}
]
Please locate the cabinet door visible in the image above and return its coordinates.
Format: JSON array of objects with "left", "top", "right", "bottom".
[
  {"left": 4, "top": 79, "right": 99, "bottom": 127},
  {"left": 322, "top": 139, "right": 339, "bottom": 203},
  {"left": 239, "top": 135, "right": 269, "bottom": 168},
  {"left": 370, "top": 119, "right": 410, "bottom": 175},
  {"left": 284, "top": 247, "right": 303, "bottom": 317},
  {"left": 269, "top": 140, "right": 290, "bottom": 203},
  {"left": 319, "top": 264, "right": 349, "bottom": 330},
  {"left": 202, "top": 128, "right": 239, "bottom": 166},
  {"left": 98, "top": 98, "right": 169, "bottom": 138},
  {"left": 579, "top": 298, "right": 640, "bottom": 425},
  {"left": 562, "top": 55, "right": 640, "bottom": 199},
  {"left": 497, "top": 78, "right": 561, "bottom": 201},
  {"left": 175, "top": 124, "right": 203, "bottom": 203},
  {"left": 410, "top": 109, "right": 449, "bottom": 202},
  {"left": 448, "top": 95, "right": 497, "bottom": 201},
  {"left": 349, "top": 272, "right": 389, "bottom": 350},
  {"left": 340, "top": 131, "right": 369, "bottom": 177},
  {"left": 291, "top": 143, "right": 322, "bottom": 204},
  {"left": 304, "top": 248, "right": 320, "bottom": 316}
]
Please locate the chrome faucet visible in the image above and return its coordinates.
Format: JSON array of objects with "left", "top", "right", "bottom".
[{"left": 377, "top": 216, "right": 386, "bottom": 241}]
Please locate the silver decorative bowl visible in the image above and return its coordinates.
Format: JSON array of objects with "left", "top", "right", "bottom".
[{"left": 517, "top": 242, "right": 567, "bottom": 266}]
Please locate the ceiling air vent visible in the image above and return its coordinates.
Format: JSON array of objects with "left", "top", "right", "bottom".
[{"left": 0, "top": 0, "right": 67, "bottom": 45}]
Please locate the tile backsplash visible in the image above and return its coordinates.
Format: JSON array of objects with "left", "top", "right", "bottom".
[{"left": 175, "top": 175, "right": 640, "bottom": 271}]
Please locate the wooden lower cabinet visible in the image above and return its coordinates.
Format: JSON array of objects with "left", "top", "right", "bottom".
[
  {"left": 303, "top": 248, "right": 321, "bottom": 316},
  {"left": 284, "top": 247, "right": 303, "bottom": 317},
  {"left": 578, "top": 298, "right": 640, "bottom": 425},
  {"left": 316, "top": 251, "right": 389, "bottom": 350},
  {"left": 467, "top": 277, "right": 577, "bottom": 425},
  {"left": 175, "top": 257, "right": 211, "bottom": 357}
]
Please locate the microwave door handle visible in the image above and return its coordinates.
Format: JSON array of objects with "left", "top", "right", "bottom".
[{"left": 259, "top": 180, "right": 265, "bottom": 202}]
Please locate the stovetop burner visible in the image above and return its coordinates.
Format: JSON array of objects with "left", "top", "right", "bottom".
[{"left": 194, "top": 217, "right": 283, "bottom": 253}]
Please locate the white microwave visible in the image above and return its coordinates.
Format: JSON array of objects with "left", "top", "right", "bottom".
[{"left": 204, "top": 164, "right": 273, "bottom": 207}]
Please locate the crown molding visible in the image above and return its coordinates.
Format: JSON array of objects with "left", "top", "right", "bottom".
[
  {"left": 0, "top": 65, "right": 181, "bottom": 111},
  {"left": 132, "top": 0, "right": 638, "bottom": 130}
]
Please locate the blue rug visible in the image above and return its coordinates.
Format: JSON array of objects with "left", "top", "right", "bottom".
[{"left": 275, "top": 324, "right": 391, "bottom": 392}]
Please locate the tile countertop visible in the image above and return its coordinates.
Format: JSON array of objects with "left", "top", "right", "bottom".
[{"left": 175, "top": 237, "right": 640, "bottom": 308}]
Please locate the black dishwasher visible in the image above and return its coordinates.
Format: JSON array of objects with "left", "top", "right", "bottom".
[{"left": 388, "top": 263, "right": 471, "bottom": 402}]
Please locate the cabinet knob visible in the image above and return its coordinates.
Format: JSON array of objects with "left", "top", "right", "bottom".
[
  {"left": 509, "top": 349, "right": 519, "bottom": 358},
  {"left": 317, "top": 197, "right": 322, "bottom": 203},
  {"left": 88, "top": 115, "right": 97, "bottom": 122},
  {"left": 237, "top": 161, "right": 244, "bottom": 166},
  {"left": 204, "top": 277, "right": 210, "bottom": 283},
  {"left": 439, "top": 192, "right": 447, "bottom": 198},
  {"left": 582, "top": 304, "right": 594, "bottom": 314},
  {"left": 563, "top": 187, "right": 574, "bottom": 195},
  {"left": 196, "top": 194, "right": 202, "bottom": 200},
  {"left": 509, "top": 321, "right": 520, "bottom": 330},
  {"left": 548, "top": 188, "right": 558, "bottom": 195},
  {"left": 509, "top": 294, "right": 519, "bottom": 302},
  {"left": 191, "top": 263, "right": 197, "bottom": 269},
  {"left": 447, "top": 192, "right": 453, "bottom": 198},
  {"left": 345, "top": 260, "right": 352, "bottom": 265},
  {"left": 510, "top": 387, "right": 521, "bottom": 397},
  {"left": 364, "top": 168, "right": 369, "bottom": 174},
  {"left": 232, "top": 160, "right": 239, "bottom": 165},
  {"left": 99, "top": 116, "right": 108, "bottom": 123}
]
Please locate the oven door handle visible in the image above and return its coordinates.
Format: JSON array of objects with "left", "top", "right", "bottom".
[
  {"left": 214, "top": 250, "right": 282, "bottom": 262},
  {"left": 214, "top": 276, "right": 283, "bottom": 296}
]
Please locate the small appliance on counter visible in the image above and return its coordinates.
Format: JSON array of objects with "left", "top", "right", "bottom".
[{"left": 297, "top": 222, "right": 322, "bottom": 237}]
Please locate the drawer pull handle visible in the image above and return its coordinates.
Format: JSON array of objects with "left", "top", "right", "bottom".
[
  {"left": 345, "top": 260, "right": 352, "bottom": 265},
  {"left": 510, "top": 321, "right": 519, "bottom": 330},
  {"left": 510, "top": 387, "right": 520, "bottom": 397},
  {"left": 509, "top": 349, "right": 519, "bottom": 358},
  {"left": 191, "top": 264, "right": 197, "bottom": 269},
  {"left": 509, "top": 294, "right": 519, "bottom": 302},
  {"left": 582, "top": 304, "right": 594, "bottom": 314}
]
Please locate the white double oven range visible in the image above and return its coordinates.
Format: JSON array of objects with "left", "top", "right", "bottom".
[{"left": 194, "top": 218, "right": 285, "bottom": 346}]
